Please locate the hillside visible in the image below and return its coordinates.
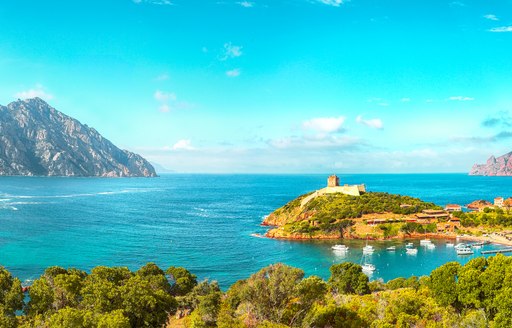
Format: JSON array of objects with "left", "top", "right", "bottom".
[
  {"left": 263, "top": 191, "right": 441, "bottom": 239},
  {"left": 470, "top": 152, "right": 512, "bottom": 176},
  {"left": 0, "top": 98, "right": 156, "bottom": 177}
]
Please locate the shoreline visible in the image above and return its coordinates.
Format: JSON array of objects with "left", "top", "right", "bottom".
[{"left": 261, "top": 229, "right": 512, "bottom": 247}]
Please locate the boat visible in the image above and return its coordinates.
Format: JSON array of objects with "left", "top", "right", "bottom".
[
  {"left": 455, "top": 243, "right": 466, "bottom": 250},
  {"left": 471, "top": 244, "right": 482, "bottom": 249},
  {"left": 426, "top": 243, "right": 436, "bottom": 249},
  {"left": 456, "top": 246, "right": 474, "bottom": 255},
  {"left": 362, "top": 263, "right": 376, "bottom": 272},
  {"left": 420, "top": 239, "right": 431, "bottom": 245},
  {"left": 446, "top": 242, "right": 454, "bottom": 247},
  {"left": 405, "top": 242, "right": 414, "bottom": 248},
  {"left": 386, "top": 246, "right": 396, "bottom": 251},
  {"left": 363, "top": 245, "right": 374, "bottom": 254},
  {"left": 406, "top": 248, "right": 418, "bottom": 255},
  {"left": 332, "top": 244, "right": 349, "bottom": 251}
]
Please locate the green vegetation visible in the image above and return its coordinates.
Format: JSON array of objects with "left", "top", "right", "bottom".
[
  {"left": 3, "top": 254, "right": 512, "bottom": 327},
  {"left": 454, "top": 208, "right": 512, "bottom": 227},
  {"left": 268, "top": 192, "right": 441, "bottom": 238}
]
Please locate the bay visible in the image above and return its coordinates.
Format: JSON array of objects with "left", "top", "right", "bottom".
[{"left": 0, "top": 173, "right": 510, "bottom": 288}]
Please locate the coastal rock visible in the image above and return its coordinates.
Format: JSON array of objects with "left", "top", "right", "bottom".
[
  {"left": 0, "top": 98, "right": 157, "bottom": 177},
  {"left": 470, "top": 152, "right": 512, "bottom": 176}
]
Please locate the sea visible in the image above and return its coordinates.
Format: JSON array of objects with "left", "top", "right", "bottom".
[{"left": 1, "top": 173, "right": 511, "bottom": 288}]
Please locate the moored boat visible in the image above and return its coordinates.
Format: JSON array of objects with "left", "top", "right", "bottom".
[
  {"left": 406, "top": 248, "right": 418, "bottom": 255},
  {"left": 363, "top": 245, "right": 374, "bottom": 254},
  {"left": 456, "top": 247, "right": 474, "bottom": 255},
  {"left": 405, "top": 242, "right": 414, "bottom": 248},
  {"left": 446, "top": 242, "right": 454, "bottom": 247},
  {"left": 386, "top": 246, "right": 396, "bottom": 251},
  {"left": 362, "top": 263, "right": 376, "bottom": 272},
  {"left": 420, "top": 239, "right": 431, "bottom": 245},
  {"left": 332, "top": 244, "right": 349, "bottom": 251}
]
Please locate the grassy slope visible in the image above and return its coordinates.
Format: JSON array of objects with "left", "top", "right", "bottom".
[{"left": 264, "top": 192, "right": 441, "bottom": 239}]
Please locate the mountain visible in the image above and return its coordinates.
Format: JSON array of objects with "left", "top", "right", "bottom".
[
  {"left": 470, "top": 152, "right": 512, "bottom": 176},
  {"left": 0, "top": 98, "right": 157, "bottom": 177}
]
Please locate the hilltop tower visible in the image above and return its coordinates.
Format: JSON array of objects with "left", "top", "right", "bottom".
[{"left": 327, "top": 175, "right": 340, "bottom": 187}]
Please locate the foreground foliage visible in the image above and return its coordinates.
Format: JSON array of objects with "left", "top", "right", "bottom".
[{"left": 2, "top": 254, "right": 512, "bottom": 327}]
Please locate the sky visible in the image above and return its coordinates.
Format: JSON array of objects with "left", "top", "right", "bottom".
[{"left": 1, "top": 0, "right": 512, "bottom": 173}]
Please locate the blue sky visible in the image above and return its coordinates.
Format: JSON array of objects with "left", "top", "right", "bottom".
[{"left": 1, "top": 0, "right": 512, "bottom": 173}]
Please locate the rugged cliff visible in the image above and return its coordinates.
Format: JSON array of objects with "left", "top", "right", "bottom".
[
  {"left": 0, "top": 98, "right": 157, "bottom": 177},
  {"left": 470, "top": 152, "right": 512, "bottom": 176}
]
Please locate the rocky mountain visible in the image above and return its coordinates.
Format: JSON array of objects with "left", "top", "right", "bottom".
[
  {"left": 0, "top": 98, "right": 157, "bottom": 177},
  {"left": 470, "top": 152, "right": 512, "bottom": 176}
]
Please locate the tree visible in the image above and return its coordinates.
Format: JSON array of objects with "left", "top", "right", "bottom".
[
  {"left": 457, "top": 257, "right": 486, "bottom": 309},
  {"left": 328, "top": 262, "right": 369, "bottom": 295},
  {"left": 25, "top": 276, "right": 54, "bottom": 316},
  {"left": 429, "top": 262, "right": 461, "bottom": 308},
  {"left": 0, "top": 266, "right": 24, "bottom": 317},
  {"left": 166, "top": 266, "right": 198, "bottom": 296}
]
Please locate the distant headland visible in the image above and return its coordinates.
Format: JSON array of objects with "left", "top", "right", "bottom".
[
  {"left": 0, "top": 98, "right": 156, "bottom": 177},
  {"left": 470, "top": 151, "right": 512, "bottom": 176}
]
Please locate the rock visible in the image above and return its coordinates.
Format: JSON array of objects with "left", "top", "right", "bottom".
[
  {"left": 470, "top": 152, "right": 512, "bottom": 176},
  {"left": 0, "top": 98, "right": 157, "bottom": 177}
]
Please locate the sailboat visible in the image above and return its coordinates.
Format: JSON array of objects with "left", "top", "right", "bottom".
[{"left": 362, "top": 234, "right": 374, "bottom": 254}]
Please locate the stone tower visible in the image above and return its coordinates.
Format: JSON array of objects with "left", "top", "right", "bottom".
[{"left": 327, "top": 175, "right": 339, "bottom": 187}]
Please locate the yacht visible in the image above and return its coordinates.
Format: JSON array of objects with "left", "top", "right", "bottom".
[
  {"left": 386, "top": 246, "right": 396, "bottom": 251},
  {"left": 405, "top": 242, "right": 414, "bottom": 248},
  {"left": 455, "top": 243, "right": 466, "bottom": 250},
  {"left": 332, "top": 244, "right": 349, "bottom": 251},
  {"left": 362, "top": 263, "right": 376, "bottom": 272},
  {"left": 446, "top": 242, "right": 454, "bottom": 247},
  {"left": 420, "top": 239, "right": 431, "bottom": 245},
  {"left": 363, "top": 245, "right": 374, "bottom": 254},
  {"left": 426, "top": 243, "right": 436, "bottom": 249},
  {"left": 456, "top": 246, "right": 474, "bottom": 255},
  {"left": 406, "top": 248, "right": 418, "bottom": 255}
]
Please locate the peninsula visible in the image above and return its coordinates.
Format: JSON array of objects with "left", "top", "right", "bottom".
[
  {"left": 263, "top": 175, "right": 446, "bottom": 240},
  {"left": 0, "top": 98, "right": 156, "bottom": 177}
]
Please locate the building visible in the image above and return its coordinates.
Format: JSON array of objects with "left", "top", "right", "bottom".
[
  {"left": 444, "top": 204, "right": 462, "bottom": 212},
  {"left": 495, "top": 197, "right": 504, "bottom": 208},
  {"left": 415, "top": 209, "right": 449, "bottom": 223},
  {"left": 300, "top": 175, "right": 366, "bottom": 207}
]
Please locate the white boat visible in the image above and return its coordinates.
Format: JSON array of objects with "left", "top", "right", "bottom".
[
  {"left": 426, "top": 243, "right": 436, "bottom": 249},
  {"left": 420, "top": 239, "right": 431, "bottom": 245},
  {"left": 332, "top": 244, "right": 349, "bottom": 251},
  {"left": 406, "top": 248, "right": 418, "bottom": 255},
  {"left": 362, "top": 263, "right": 376, "bottom": 272},
  {"left": 456, "top": 247, "right": 474, "bottom": 255},
  {"left": 446, "top": 242, "right": 454, "bottom": 247},
  {"left": 455, "top": 243, "right": 466, "bottom": 250},
  {"left": 363, "top": 245, "right": 374, "bottom": 254},
  {"left": 405, "top": 242, "right": 414, "bottom": 248},
  {"left": 471, "top": 244, "right": 482, "bottom": 249},
  {"left": 386, "top": 246, "right": 396, "bottom": 251}
]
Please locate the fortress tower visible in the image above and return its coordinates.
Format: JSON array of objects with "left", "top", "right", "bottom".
[{"left": 327, "top": 175, "right": 340, "bottom": 187}]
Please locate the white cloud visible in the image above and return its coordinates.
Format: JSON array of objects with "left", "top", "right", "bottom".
[
  {"left": 15, "top": 84, "right": 54, "bottom": 101},
  {"left": 172, "top": 139, "right": 194, "bottom": 151},
  {"left": 238, "top": 1, "right": 254, "bottom": 7},
  {"left": 489, "top": 26, "right": 512, "bottom": 33},
  {"left": 133, "top": 0, "right": 172, "bottom": 5},
  {"left": 448, "top": 96, "right": 474, "bottom": 101},
  {"left": 154, "top": 90, "right": 176, "bottom": 102},
  {"left": 155, "top": 73, "right": 169, "bottom": 81},
  {"left": 303, "top": 116, "right": 345, "bottom": 134},
  {"left": 220, "top": 42, "right": 242, "bottom": 60},
  {"left": 484, "top": 14, "right": 499, "bottom": 21},
  {"left": 317, "top": 0, "right": 344, "bottom": 6},
  {"left": 226, "top": 68, "right": 241, "bottom": 77},
  {"left": 356, "top": 115, "right": 383, "bottom": 129},
  {"left": 401, "top": 97, "right": 411, "bottom": 102}
]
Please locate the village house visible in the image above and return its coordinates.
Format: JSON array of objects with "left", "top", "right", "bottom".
[
  {"left": 494, "top": 197, "right": 504, "bottom": 208},
  {"left": 444, "top": 204, "right": 462, "bottom": 212}
]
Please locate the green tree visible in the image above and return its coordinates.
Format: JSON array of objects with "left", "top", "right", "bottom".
[
  {"left": 0, "top": 266, "right": 24, "bottom": 317},
  {"left": 166, "top": 266, "right": 198, "bottom": 296},
  {"left": 328, "top": 262, "right": 369, "bottom": 295},
  {"left": 429, "top": 262, "right": 461, "bottom": 308}
]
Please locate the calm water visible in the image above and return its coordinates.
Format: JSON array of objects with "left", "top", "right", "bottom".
[{"left": 1, "top": 174, "right": 511, "bottom": 288}]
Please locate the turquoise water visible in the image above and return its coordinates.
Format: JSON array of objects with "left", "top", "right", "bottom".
[{"left": 0, "top": 174, "right": 511, "bottom": 288}]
